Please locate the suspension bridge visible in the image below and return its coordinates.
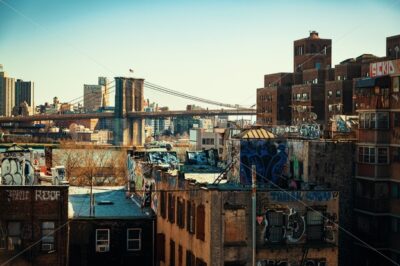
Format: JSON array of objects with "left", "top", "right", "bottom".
[{"left": 0, "top": 77, "right": 256, "bottom": 146}]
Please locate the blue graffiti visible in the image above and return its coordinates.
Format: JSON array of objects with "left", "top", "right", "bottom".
[
  {"left": 305, "top": 191, "right": 332, "bottom": 201},
  {"left": 269, "top": 191, "right": 333, "bottom": 202},
  {"left": 239, "top": 140, "right": 288, "bottom": 185}
]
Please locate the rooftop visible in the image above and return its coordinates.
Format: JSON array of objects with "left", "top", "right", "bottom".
[{"left": 68, "top": 186, "right": 154, "bottom": 219}]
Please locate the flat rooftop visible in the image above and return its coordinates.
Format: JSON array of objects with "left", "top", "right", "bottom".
[{"left": 68, "top": 186, "right": 154, "bottom": 219}]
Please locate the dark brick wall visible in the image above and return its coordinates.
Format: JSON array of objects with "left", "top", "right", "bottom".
[
  {"left": 69, "top": 218, "right": 155, "bottom": 266},
  {"left": 0, "top": 186, "right": 69, "bottom": 266},
  {"left": 264, "top": 73, "right": 293, "bottom": 87}
]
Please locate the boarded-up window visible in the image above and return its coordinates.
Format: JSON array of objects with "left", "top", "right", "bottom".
[
  {"left": 160, "top": 191, "right": 166, "bottom": 219},
  {"left": 187, "top": 201, "right": 195, "bottom": 234},
  {"left": 170, "top": 239, "right": 175, "bottom": 266},
  {"left": 224, "top": 209, "right": 246, "bottom": 243},
  {"left": 177, "top": 198, "right": 186, "bottom": 229},
  {"left": 186, "top": 250, "right": 195, "bottom": 266},
  {"left": 156, "top": 233, "right": 165, "bottom": 262},
  {"left": 306, "top": 210, "right": 324, "bottom": 241},
  {"left": 196, "top": 204, "right": 205, "bottom": 241},
  {"left": 168, "top": 193, "right": 176, "bottom": 223},
  {"left": 196, "top": 258, "right": 207, "bottom": 266}
]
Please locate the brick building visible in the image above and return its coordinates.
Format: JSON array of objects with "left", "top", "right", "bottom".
[
  {"left": 152, "top": 129, "right": 339, "bottom": 266},
  {"left": 293, "top": 31, "right": 332, "bottom": 72},
  {"left": 353, "top": 58, "right": 400, "bottom": 265},
  {"left": 68, "top": 186, "right": 156, "bottom": 266},
  {"left": 0, "top": 186, "right": 69, "bottom": 266},
  {"left": 257, "top": 73, "right": 292, "bottom": 125},
  {"left": 257, "top": 33, "right": 400, "bottom": 130},
  {"left": 257, "top": 32, "right": 334, "bottom": 127}
]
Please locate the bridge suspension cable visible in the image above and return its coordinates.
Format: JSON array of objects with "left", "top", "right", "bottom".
[{"left": 66, "top": 79, "right": 251, "bottom": 110}]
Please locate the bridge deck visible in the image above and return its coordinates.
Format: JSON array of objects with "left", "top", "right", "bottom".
[{"left": 0, "top": 109, "right": 256, "bottom": 123}]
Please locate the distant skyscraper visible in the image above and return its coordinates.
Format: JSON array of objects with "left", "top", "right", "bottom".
[
  {"left": 84, "top": 77, "right": 109, "bottom": 111},
  {"left": 15, "top": 79, "right": 35, "bottom": 114},
  {"left": 98, "top": 76, "right": 110, "bottom": 107},
  {"left": 0, "top": 71, "right": 15, "bottom": 116}
]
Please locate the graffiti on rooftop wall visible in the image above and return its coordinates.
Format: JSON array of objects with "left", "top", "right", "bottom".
[
  {"left": 239, "top": 140, "right": 288, "bottom": 185},
  {"left": 258, "top": 205, "right": 337, "bottom": 246},
  {"left": 299, "top": 123, "right": 320, "bottom": 139},
  {"left": 269, "top": 191, "right": 337, "bottom": 202},
  {"left": 262, "top": 208, "right": 306, "bottom": 244},
  {"left": 1, "top": 157, "right": 34, "bottom": 185}
]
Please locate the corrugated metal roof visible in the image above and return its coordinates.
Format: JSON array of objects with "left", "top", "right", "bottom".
[{"left": 235, "top": 128, "right": 276, "bottom": 139}]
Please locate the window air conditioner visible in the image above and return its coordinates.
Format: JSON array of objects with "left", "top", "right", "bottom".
[
  {"left": 42, "top": 243, "right": 54, "bottom": 251},
  {"left": 96, "top": 245, "right": 109, "bottom": 252}
]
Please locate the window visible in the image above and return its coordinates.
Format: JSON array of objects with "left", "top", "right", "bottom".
[
  {"left": 296, "top": 93, "right": 301, "bottom": 100},
  {"left": 224, "top": 209, "right": 246, "bottom": 243},
  {"left": 41, "top": 221, "right": 55, "bottom": 251},
  {"left": 328, "top": 90, "right": 333, "bottom": 98},
  {"left": 196, "top": 205, "right": 205, "bottom": 241},
  {"left": 336, "top": 90, "right": 341, "bottom": 98},
  {"left": 394, "top": 113, "right": 400, "bottom": 127},
  {"left": 160, "top": 191, "right": 167, "bottom": 219},
  {"left": 187, "top": 201, "right": 195, "bottom": 234},
  {"left": 196, "top": 258, "right": 207, "bottom": 266},
  {"left": 156, "top": 233, "right": 165, "bottom": 262},
  {"left": 306, "top": 210, "right": 324, "bottom": 241},
  {"left": 168, "top": 193, "right": 176, "bottom": 223},
  {"left": 328, "top": 104, "right": 333, "bottom": 112},
  {"left": 178, "top": 245, "right": 183, "bottom": 266},
  {"left": 359, "top": 112, "right": 389, "bottom": 129},
  {"left": 392, "top": 218, "right": 400, "bottom": 233},
  {"left": 7, "top": 222, "right": 21, "bottom": 251},
  {"left": 265, "top": 211, "right": 284, "bottom": 243},
  {"left": 186, "top": 250, "right": 195, "bottom": 266},
  {"left": 393, "top": 148, "right": 400, "bottom": 162},
  {"left": 170, "top": 240, "right": 175, "bottom": 266},
  {"left": 393, "top": 76, "right": 399, "bottom": 93},
  {"left": 177, "top": 197, "right": 185, "bottom": 229},
  {"left": 302, "top": 93, "right": 308, "bottom": 100},
  {"left": 378, "top": 148, "right": 389, "bottom": 164},
  {"left": 392, "top": 183, "right": 400, "bottom": 199},
  {"left": 95, "top": 229, "right": 110, "bottom": 252},
  {"left": 358, "top": 147, "right": 376, "bottom": 164},
  {"left": 0, "top": 224, "right": 5, "bottom": 249},
  {"left": 127, "top": 228, "right": 141, "bottom": 251}
]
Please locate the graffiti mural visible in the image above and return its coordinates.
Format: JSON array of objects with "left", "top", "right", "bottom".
[
  {"left": 263, "top": 208, "right": 306, "bottom": 244},
  {"left": 1, "top": 157, "right": 34, "bottom": 185},
  {"left": 299, "top": 123, "right": 320, "bottom": 139},
  {"left": 239, "top": 140, "right": 288, "bottom": 185}
]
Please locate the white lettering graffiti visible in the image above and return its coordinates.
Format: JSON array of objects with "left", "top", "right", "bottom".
[
  {"left": 6, "top": 190, "right": 30, "bottom": 201},
  {"left": 35, "top": 190, "right": 60, "bottom": 201}
]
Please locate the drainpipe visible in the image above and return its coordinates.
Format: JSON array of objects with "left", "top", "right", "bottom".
[{"left": 252, "top": 165, "right": 257, "bottom": 266}]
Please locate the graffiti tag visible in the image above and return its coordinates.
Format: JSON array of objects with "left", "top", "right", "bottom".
[{"left": 35, "top": 190, "right": 60, "bottom": 201}]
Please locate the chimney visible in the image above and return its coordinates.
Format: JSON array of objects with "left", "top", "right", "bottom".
[{"left": 309, "top": 31, "right": 319, "bottom": 39}]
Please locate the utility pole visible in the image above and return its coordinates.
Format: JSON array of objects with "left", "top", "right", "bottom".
[{"left": 252, "top": 164, "right": 257, "bottom": 266}]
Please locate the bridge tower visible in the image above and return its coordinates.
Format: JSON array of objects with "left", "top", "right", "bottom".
[{"left": 113, "top": 77, "right": 144, "bottom": 146}]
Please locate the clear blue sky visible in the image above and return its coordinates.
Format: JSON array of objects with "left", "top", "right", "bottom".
[{"left": 1, "top": 0, "right": 399, "bottom": 109}]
